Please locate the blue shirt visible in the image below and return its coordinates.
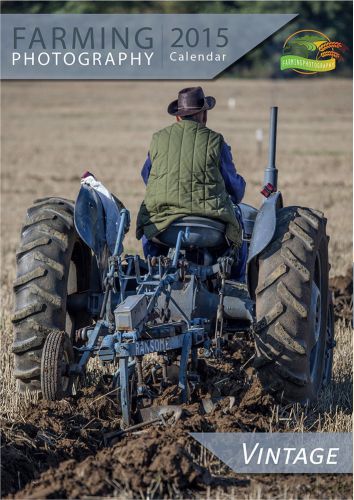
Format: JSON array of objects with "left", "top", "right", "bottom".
[{"left": 141, "top": 141, "right": 246, "bottom": 205}]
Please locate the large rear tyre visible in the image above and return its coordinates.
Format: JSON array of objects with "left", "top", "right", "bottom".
[
  {"left": 254, "top": 206, "right": 332, "bottom": 404},
  {"left": 12, "top": 197, "right": 92, "bottom": 393}
]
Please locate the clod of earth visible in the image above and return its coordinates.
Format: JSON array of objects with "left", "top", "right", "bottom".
[
  {"left": 329, "top": 271, "right": 353, "bottom": 322},
  {"left": 3, "top": 318, "right": 352, "bottom": 499},
  {"left": 2, "top": 347, "right": 275, "bottom": 499}
]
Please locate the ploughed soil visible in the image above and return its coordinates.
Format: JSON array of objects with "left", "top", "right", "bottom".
[
  {"left": 2, "top": 274, "right": 352, "bottom": 500},
  {"left": 329, "top": 273, "right": 353, "bottom": 322}
]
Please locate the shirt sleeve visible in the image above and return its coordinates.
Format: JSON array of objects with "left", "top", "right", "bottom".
[
  {"left": 220, "top": 141, "right": 246, "bottom": 205},
  {"left": 141, "top": 152, "right": 152, "bottom": 185}
]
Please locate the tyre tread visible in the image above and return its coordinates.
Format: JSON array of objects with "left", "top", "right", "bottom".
[
  {"left": 12, "top": 198, "right": 88, "bottom": 392},
  {"left": 254, "top": 206, "right": 329, "bottom": 403}
]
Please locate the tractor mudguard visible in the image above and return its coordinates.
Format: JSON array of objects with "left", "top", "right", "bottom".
[
  {"left": 247, "top": 191, "right": 283, "bottom": 264},
  {"left": 74, "top": 184, "right": 107, "bottom": 256},
  {"left": 246, "top": 191, "right": 283, "bottom": 296}
]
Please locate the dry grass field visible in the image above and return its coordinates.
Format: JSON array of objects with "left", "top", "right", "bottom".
[{"left": 1, "top": 79, "right": 353, "bottom": 498}]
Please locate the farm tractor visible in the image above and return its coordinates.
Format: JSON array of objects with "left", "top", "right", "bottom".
[{"left": 12, "top": 107, "right": 335, "bottom": 427}]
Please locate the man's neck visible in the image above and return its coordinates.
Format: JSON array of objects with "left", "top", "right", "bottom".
[{"left": 180, "top": 117, "right": 206, "bottom": 126}]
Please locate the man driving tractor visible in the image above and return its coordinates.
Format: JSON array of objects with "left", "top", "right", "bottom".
[{"left": 136, "top": 86, "right": 247, "bottom": 280}]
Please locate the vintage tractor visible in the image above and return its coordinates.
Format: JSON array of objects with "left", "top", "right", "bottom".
[{"left": 12, "top": 107, "right": 335, "bottom": 426}]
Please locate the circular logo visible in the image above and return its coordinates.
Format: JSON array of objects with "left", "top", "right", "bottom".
[{"left": 281, "top": 29, "right": 344, "bottom": 75}]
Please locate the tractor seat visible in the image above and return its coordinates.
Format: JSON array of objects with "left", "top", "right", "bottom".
[{"left": 153, "top": 216, "right": 227, "bottom": 249}]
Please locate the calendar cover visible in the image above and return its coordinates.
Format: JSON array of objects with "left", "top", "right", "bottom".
[{"left": 1, "top": 1, "right": 352, "bottom": 498}]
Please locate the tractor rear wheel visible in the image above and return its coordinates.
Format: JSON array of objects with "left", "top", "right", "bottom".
[
  {"left": 254, "top": 206, "right": 332, "bottom": 403},
  {"left": 12, "top": 197, "right": 92, "bottom": 393}
]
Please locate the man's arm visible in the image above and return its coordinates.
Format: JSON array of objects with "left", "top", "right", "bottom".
[
  {"left": 220, "top": 141, "right": 246, "bottom": 205},
  {"left": 141, "top": 153, "right": 152, "bottom": 185}
]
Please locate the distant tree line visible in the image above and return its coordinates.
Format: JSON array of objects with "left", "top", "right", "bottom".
[{"left": 2, "top": 1, "right": 352, "bottom": 77}]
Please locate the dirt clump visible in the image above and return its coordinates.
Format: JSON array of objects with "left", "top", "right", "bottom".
[
  {"left": 330, "top": 270, "right": 353, "bottom": 322},
  {"left": 3, "top": 345, "right": 273, "bottom": 499},
  {"left": 9, "top": 429, "right": 212, "bottom": 499},
  {"left": 2, "top": 326, "right": 352, "bottom": 499},
  {"left": 2, "top": 337, "right": 353, "bottom": 499},
  {"left": 4, "top": 381, "right": 352, "bottom": 499},
  {"left": 2, "top": 383, "right": 120, "bottom": 497}
]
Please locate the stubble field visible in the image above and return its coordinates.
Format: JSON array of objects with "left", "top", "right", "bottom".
[{"left": 1, "top": 79, "right": 353, "bottom": 499}]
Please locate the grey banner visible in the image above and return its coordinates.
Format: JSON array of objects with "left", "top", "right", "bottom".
[
  {"left": 1, "top": 14, "right": 297, "bottom": 79},
  {"left": 191, "top": 432, "right": 352, "bottom": 473}
]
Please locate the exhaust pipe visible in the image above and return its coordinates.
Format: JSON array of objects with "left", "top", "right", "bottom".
[{"left": 263, "top": 106, "right": 278, "bottom": 192}]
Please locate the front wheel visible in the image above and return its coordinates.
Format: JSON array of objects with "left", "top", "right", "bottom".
[{"left": 254, "top": 206, "right": 333, "bottom": 404}]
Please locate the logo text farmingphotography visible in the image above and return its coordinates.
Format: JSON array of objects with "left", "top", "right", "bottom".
[{"left": 280, "top": 29, "right": 347, "bottom": 75}]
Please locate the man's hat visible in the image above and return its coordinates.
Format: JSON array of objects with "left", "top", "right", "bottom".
[{"left": 167, "top": 87, "right": 216, "bottom": 116}]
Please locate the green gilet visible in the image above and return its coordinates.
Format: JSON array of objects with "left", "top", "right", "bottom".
[{"left": 136, "top": 120, "right": 241, "bottom": 247}]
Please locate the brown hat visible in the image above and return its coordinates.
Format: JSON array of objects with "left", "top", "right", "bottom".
[{"left": 167, "top": 87, "right": 216, "bottom": 116}]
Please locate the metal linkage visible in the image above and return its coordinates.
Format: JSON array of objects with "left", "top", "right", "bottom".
[
  {"left": 111, "top": 209, "right": 129, "bottom": 261},
  {"left": 115, "top": 328, "right": 205, "bottom": 358},
  {"left": 214, "top": 256, "right": 233, "bottom": 356},
  {"left": 172, "top": 227, "right": 190, "bottom": 267},
  {"left": 119, "top": 356, "right": 130, "bottom": 425},
  {"left": 116, "top": 327, "right": 205, "bottom": 426},
  {"left": 100, "top": 209, "right": 130, "bottom": 321},
  {"left": 71, "top": 320, "right": 109, "bottom": 375},
  {"left": 118, "top": 256, "right": 134, "bottom": 302},
  {"left": 74, "top": 221, "right": 211, "bottom": 427},
  {"left": 179, "top": 331, "right": 192, "bottom": 402},
  {"left": 159, "top": 228, "right": 191, "bottom": 322}
]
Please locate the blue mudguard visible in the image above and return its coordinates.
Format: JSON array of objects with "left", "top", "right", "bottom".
[
  {"left": 247, "top": 191, "right": 283, "bottom": 264},
  {"left": 74, "top": 184, "right": 107, "bottom": 256},
  {"left": 246, "top": 191, "right": 283, "bottom": 297}
]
